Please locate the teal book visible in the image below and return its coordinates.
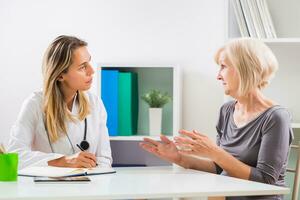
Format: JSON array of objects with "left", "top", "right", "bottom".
[{"left": 118, "top": 72, "right": 138, "bottom": 136}]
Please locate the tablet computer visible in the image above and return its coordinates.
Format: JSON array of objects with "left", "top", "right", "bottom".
[{"left": 34, "top": 176, "right": 91, "bottom": 183}]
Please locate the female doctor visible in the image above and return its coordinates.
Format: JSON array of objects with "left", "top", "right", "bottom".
[{"left": 8, "top": 35, "right": 112, "bottom": 170}]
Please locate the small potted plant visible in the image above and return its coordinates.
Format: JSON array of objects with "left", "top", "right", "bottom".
[{"left": 141, "top": 89, "right": 171, "bottom": 136}]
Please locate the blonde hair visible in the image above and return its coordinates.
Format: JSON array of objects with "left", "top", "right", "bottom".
[
  {"left": 42, "top": 35, "right": 90, "bottom": 143},
  {"left": 214, "top": 38, "right": 278, "bottom": 96}
]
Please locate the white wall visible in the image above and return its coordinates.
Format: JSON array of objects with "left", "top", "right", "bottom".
[{"left": 0, "top": 0, "right": 225, "bottom": 144}]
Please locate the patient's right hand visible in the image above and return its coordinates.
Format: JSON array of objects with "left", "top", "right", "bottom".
[
  {"left": 139, "top": 135, "right": 181, "bottom": 165},
  {"left": 48, "top": 151, "right": 97, "bottom": 168}
]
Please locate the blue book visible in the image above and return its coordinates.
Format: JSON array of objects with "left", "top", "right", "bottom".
[{"left": 101, "top": 70, "right": 119, "bottom": 136}]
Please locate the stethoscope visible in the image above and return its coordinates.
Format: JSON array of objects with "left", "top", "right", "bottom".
[{"left": 45, "top": 118, "right": 90, "bottom": 153}]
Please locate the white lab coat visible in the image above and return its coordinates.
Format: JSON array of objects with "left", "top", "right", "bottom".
[{"left": 8, "top": 91, "right": 112, "bottom": 169}]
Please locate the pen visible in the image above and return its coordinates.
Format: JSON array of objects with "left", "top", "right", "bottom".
[
  {"left": 0, "top": 143, "right": 6, "bottom": 154},
  {"left": 76, "top": 144, "right": 85, "bottom": 151},
  {"left": 76, "top": 144, "right": 98, "bottom": 166}
]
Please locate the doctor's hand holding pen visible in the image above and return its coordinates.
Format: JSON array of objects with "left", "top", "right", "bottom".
[{"left": 48, "top": 150, "right": 97, "bottom": 168}]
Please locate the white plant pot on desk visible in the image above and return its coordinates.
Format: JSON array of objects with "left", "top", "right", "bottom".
[{"left": 149, "top": 108, "right": 162, "bottom": 136}]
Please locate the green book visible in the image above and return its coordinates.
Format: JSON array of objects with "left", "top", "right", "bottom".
[{"left": 118, "top": 72, "right": 138, "bottom": 136}]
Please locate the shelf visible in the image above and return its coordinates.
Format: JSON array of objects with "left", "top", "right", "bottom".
[
  {"left": 262, "top": 38, "right": 300, "bottom": 44},
  {"left": 97, "top": 64, "right": 181, "bottom": 137},
  {"left": 227, "top": 38, "right": 300, "bottom": 44},
  {"left": 292, "top": 123, "right": 300, "bottom": 129},
  {"left": 109, "top": 135, "right": 173, "bottom": 141}
]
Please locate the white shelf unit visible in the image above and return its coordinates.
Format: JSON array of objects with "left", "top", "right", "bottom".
[
  {"left": 97, "top": 64, "right": 181, "bottom": 141},
  {"left": 227, "top": 0, "right": 300, "bottom": 127}
]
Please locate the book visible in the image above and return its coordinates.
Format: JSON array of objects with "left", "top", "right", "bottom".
[
  {"left": 101, "top": 69, "right": 119, "bottom": 136},
  {"left": 240, "top": 0, "right": 257, "bottom": 37},
  {"left": 262, "top": 0, "right": 277, "bottom": 38},
  {"left": 257, "top": 0, "right": 272, "bottom": 38},
  {"left": 248, "top": 0, "right": 266, "bottom": 38},
  {"left": 252, "top": 0, "right": 267, "bottom": 38},
  {"left": 232, "top": 0, "right": 250, "bottom": 37},
  {"left": 18, "top": 166, "right": 116, "bottom": 177},
  {"left": 118, "top": 72, "right": 138, "bottom": 136}
]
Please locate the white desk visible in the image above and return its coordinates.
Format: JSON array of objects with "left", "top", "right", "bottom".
[{"left": 0, "top": 166, "right": 289, "bottom": 200}]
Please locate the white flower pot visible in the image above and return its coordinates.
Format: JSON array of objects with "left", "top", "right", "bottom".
[{"left": 149, "top": 108, "right": 162, "bottom": 136}]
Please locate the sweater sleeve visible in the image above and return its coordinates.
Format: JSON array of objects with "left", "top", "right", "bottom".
[{"left": 249, "top": 108, "right": 293, "bottom": 184}]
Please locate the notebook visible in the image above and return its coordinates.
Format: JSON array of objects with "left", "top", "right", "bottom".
[{"left": 18, "top": 166, "right": 116, "bottom": 177}]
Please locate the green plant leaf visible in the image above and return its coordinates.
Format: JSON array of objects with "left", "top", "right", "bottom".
[{"left": 141, "top": 89, "right": 171, "bottom": 108}]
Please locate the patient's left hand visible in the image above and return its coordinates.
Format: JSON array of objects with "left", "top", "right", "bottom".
[{"left": 174, "top": 129, "right": 220, "bottom": 160}]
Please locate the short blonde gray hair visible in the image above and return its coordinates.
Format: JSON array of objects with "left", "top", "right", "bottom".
[{"left": 214, "top": 38, "right": 278, "bottom": 96}]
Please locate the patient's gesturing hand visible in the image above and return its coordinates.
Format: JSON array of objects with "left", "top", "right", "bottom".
[
  {"left": 139, "top": 135, "right": 181, "bottom": 164},
  {"left": 175, "top": 129, "right": 219, "bottom": 160}
]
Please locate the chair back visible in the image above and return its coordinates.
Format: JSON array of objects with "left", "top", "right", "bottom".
[{"left": 287, "top": 141, "right": 300, "bottom": 200}]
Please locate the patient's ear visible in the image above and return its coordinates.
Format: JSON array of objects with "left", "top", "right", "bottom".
[{"left": 57, "top": 75, "right": 64, "bottom": 82}]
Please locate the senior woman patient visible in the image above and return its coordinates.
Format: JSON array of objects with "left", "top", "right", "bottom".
[{"left": 140, "top": 38, "right": 293, "bottom": 200}]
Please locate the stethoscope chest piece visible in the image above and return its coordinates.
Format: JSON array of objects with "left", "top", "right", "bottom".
[{"left": 80, "top": 140, "right": 90, "bottom": 151}]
